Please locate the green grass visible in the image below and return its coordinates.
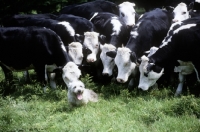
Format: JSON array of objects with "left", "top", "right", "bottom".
[{"left": 0, "top": 69, "right": 200, "bottom": 132}]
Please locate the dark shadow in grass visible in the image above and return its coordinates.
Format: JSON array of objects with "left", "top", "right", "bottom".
[{"left": 162, "top": 95, "right": 200, "bottom": 118}]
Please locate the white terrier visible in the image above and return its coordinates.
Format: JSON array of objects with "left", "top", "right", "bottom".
[{"left": 67, "top": 80, "right": 98, "bottom": 106}]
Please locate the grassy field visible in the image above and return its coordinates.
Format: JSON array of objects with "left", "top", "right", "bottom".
[{"left": 0, "top": 69, "right": 200, "bottom": 132}]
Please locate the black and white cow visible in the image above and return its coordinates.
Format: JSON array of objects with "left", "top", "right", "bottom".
[
  {"left": 60, "top": 1, "right": 137, "bottom": 27},
  {"left": 0, "top": 27, "right": 81, "bottom": 94},
  {"left": 172, "top": 2, "right": 194, "bottom": 23},
  {"left": 3, "top": 16, "right": 76, "bottom": 46},
  {"left": 75, "top": 31, "right": 113, "bottom": 84},
  {"left": 107, "top": 8, "right": 174, "bottom": 84},
  {"left": 59, "top": 0, "right": 119, "bottom": 20},
  {"left": 138, "top": 16, "right": 200, "bottom": 94},
  {"left": 57, "top": 14, "right": 96, "bottom": 35},
  {"left": 89, "top": 12, "right": 130, "bottom": 76}
]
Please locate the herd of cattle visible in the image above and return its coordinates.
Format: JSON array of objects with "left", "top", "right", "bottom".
[{"left": 1, "top": 0, "right": 200, "bottom": 96}]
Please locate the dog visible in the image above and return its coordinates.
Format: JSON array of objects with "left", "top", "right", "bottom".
[{"left": 67, "top": 80, "right": 98, "bottom": 106}]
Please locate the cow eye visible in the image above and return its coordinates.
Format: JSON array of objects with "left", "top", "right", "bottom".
[
  {"left": 121, "top": 12, "right": 125, "bottom": 17},
  {"left": 96, "top": 44, "right": 99, "bottom": 47},
  {"left": 182, "top": 12, "right": 186, "bottom": 15},
  {"left": 124, "top": 62, "right": 129, "bottom": 66}
]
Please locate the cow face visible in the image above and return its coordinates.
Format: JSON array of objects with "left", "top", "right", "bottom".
[
  {"left": 119, "top": 2, "right": 136, "bottom": 27},
  {"left": 62, "top": 62, "right": 82, "bottom": 85},
  {"left": 172, "top": 2, "right": 193, "bottom": 23},
  {"left": 138, "top": 56, "right": 164, "bottom": 90},
  {"left": 68, "top": 42, "right": 83, "bottom": 65},
  {"left": 100, "top": 44, "right": 116, "bottom": 76},
  {"left": 83, "top": 32, "right": 101, "bottom": 62},
  {"left": 113, "top": 47, "right": 137, "bottom": 83}
]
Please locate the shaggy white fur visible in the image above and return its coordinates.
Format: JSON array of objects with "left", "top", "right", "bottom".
[{"left": 67, "top": 80, "right": 98, "bottom": 106}]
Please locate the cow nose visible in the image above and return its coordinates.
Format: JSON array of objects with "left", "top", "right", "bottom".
[
  {"left": 87, "top": 58, "right": 95, "bottom": 62},
  {"left": 117, "top": 78, "right": 125, "bottom": 83},
  {"left": 138, "top": 85, "right": 149, "bottom": 91},
  {"left": 127, "top": 25, "right": 134, "bottom": 28},
  {"left": 172, "top": 19, "right": 178, "bottom": 23},
  {"left": 102, "top": 73, "right": 109, "bottom": 76}
]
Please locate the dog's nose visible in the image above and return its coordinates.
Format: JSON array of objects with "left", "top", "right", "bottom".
[{"left": 77, "top": 90, "right": 82, "bottom": 93}]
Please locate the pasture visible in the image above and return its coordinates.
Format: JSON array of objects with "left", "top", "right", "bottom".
[{"left": 0, "top": 69, "right": 200, "bottom": 132}]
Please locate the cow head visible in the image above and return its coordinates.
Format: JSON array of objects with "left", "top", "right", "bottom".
[
  {"left": 138, "top": 55, "right": 164, "bottom": 90},
  {"left": 67, "top": 42, "right": 83, "bottom": 65},
  {"left": 172, "top": 2, "right": 193, "bottom": 23},
  {"left": 118, "top": 1, "right": 136, "bottom": 27},
  {"left": 100, "top": 44, "right": 116, "bottom": 76},
  {"left": 107, "top": 47, "right": 137, "bottom": 83},
  {"left": 77, "top": 32, "right": 105, "bottom": 63},
  {"left": 55, "top": 62, "right": 81, "bottom": 86}
]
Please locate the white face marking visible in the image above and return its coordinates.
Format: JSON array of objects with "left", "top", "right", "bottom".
[
  {"left": 58, "top": 21, "right": 75, "bottom": 36},
  {"left": 173, "top": 3, "right": 190, "bottom": 23},
  {"left": 68, "top": 42, "right": 83, "bottom": 65},
  {"left": 83, "top": 32, "right": 100, "bottom": 62},
  {"left": 138, "top": 55, "right": 164, "bottom": 90},
  {"left": 119, "top": 2, "right": 136, "bottom": 26},
  {"left": 100, "top": 44, "right": 116, "bottom": 76},
  {"left": 110, "top": 17, "right": 122, "bottom": 36},
  {"left": 62, "top": 62, "right": 81, "bottom": 86},
  {"left": 114, "top": 47, "right": 136, "bottom": 83}
]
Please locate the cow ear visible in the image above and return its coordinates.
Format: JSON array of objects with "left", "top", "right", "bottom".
[
  {"left": 75, "top": 34, "right": 84, "bottom": 43},
  {"left": 164, "top": 6, "right": 174, "bottom": 13},
  {"left": 106, "top": 51, "right": 117, "bottom": 58},
  {"left": 112, "top": 5, "right": 119, "bottom": 15},
  {"left": 188, "top": 2, "right": 194, "bottom": 11},
  {"left": 99, "top": 34, "right": 106, "bottom": 44},
  {"left": 130, "top": 52, "right": 137, "bottom": 62}
]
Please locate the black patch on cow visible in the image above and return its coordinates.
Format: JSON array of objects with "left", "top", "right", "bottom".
[
  {"left": 106, "top": 51, "right": 117, "bottom": 58},
  {"left": 130, "top": 52, "right": 137, "bottom": 63}
]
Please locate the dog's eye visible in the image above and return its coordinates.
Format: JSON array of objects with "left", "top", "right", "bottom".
[
  {"left": 73, "top": 86, "right": 76, "bottom": 89},
  {"left": 80, "top": 85, "right": 83, "bottom": 87}
]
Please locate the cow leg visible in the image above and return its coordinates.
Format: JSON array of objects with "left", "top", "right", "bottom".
[
  {"left": 0, "top": 64, "right": 15, "bottom": 95},
  {"left": 48, "top": 72, "right": 57, "bottom": 89},
  {"left": 175, "top": 73, "right": 185, "bottom": 96},
  {"left": 34, "top": 65, "right": 47, "bottom": 93},
  {"left": 0, "top": 64, "right": 13, "bottom": 83}
]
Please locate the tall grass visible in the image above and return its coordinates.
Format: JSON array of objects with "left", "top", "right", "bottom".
[{"left": 0, "top": 69, "right": 200, "bottom": 132}]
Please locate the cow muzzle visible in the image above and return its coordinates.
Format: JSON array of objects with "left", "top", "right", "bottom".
[{"left": 116, "top": 78, "right": 126, "bottom": 83}]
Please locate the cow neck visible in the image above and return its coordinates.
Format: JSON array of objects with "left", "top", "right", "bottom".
[
  {"left": 109, "top": 35, "right": 121, "bottom": 48},
  {"left": 125, "top": 37, "right": 140, "bottom": 57}
]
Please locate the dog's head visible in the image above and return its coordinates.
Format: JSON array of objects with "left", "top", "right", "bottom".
[{"left": 68, "top": 80, "right": 85, "bottom": 100}]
